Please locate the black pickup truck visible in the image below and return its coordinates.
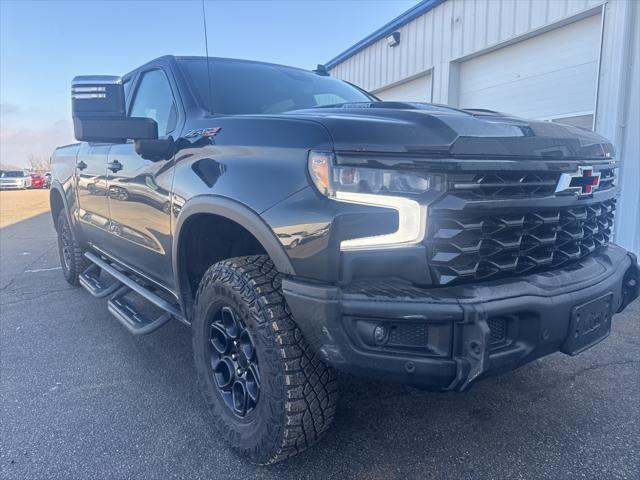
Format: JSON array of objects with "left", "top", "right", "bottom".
[{"left": 51, "top": 55, "right": 639, "bottom": 464}]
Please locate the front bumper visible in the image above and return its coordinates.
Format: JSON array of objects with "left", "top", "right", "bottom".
[
  {"left": 0, "top": 182, "right": 25, "bottom": 189},
  {"left": 283, "top": 245, "right": 638, "bottom": 391}
]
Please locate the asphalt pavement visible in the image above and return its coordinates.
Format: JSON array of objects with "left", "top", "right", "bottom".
[{"left": 1, "top": 211, "right": 639, "bottom": 480}]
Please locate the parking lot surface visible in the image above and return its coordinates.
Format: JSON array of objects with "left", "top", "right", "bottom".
[
  {"left": 0, "top": 190, "right": 51, "bottom": 228},
  {"left": 1, "top": 193, "right": 639, "bottom": 479}
]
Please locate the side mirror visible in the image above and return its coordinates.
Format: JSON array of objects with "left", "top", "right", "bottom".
[{"left": 71, "top": 76, "right": 158, "bottom": 143}]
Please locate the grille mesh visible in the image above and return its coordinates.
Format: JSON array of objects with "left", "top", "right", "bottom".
[
  {"left": 449, "top": 171, "right": 560, "bottom": 199},
  {"left": 427, "top": 198, "right": 616, "bottom": 285},
  {"left": 388, "top": 323, "right": 429, "bottom": 347},
  {"left": 448, "top": 167, "right": 616, "bottom": 200},
  {"left": 488, "top": 317, "right": 507, "bottom": 346}
]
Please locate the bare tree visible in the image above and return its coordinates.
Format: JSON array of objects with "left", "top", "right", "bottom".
[
  {"left": 0, "top": 163, "right": 24, "bottom": 171},
  {"left": 27, "top": 153, "right": 50, "bottom": 173}
]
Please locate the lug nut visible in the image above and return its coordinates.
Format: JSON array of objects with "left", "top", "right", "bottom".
[
  {"left": 231, "top": 353, "right": 237, "bottom": 361},
  {"left": 236, "top": 368, "right": 244, "bottom": 376}
]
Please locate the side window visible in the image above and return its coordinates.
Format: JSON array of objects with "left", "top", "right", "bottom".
[{"left": 129, "top": 69, "right": 177, "bottom": 136}]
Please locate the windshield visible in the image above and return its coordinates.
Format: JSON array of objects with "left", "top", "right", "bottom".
[
  {"left": 1, "top": 171, "right": 25, "bottom": 178},
  {"left": 178, "top": 58, "right": 375, "bottom": 115}
]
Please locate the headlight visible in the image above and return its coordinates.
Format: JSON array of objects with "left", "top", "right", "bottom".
[{"left": 308, "top": 151, "right": 439, "bottom": 250}]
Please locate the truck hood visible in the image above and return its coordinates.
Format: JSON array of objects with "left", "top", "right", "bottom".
[{"left": 286, "top": 102, "right": 613, "bottom": 160}]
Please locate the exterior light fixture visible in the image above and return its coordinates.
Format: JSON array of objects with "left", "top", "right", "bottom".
[{"left": 386, "top": 32, "right": 400, "bottom": 47}]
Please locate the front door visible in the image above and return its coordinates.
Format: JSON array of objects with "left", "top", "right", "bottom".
[
  {"left": 75, "top": 142, "right": 111, "bottom": 243},
  {"left": 105, "top": 68, "right": 180, "bottom": 288}
]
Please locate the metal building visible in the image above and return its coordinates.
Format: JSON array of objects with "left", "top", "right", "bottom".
[{"left": 326, "top": 0, "right": 639, "bottom": 255}]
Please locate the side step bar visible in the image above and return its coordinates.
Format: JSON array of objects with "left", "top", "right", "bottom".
[
  {"left": 81, "top": 251, "right": 186, "bottom": 335},
  {"left": 79, "top": 264, "right": 123, "bottom": 298},
  {"left": 107, "top": 287, "right": 173, "bottom": 335}
]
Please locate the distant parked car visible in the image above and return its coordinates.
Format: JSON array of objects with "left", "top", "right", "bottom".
[
  {"left": 43, "top": 172, "right": 52, "bottom": 188},
  {"left": 0, "top": 170, "right": 32, "bottom": 189},
  {"left": 30, "top": 174, "right": 45, "bottom": 189}
]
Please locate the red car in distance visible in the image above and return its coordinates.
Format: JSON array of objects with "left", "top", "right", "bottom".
[{"left": 30, "top": 174, "right": 45, "bottom": 189}]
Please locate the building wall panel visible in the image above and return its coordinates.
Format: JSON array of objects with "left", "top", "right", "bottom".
[{"left": 329, "top": 0, "right": 603, "bottom": 103}]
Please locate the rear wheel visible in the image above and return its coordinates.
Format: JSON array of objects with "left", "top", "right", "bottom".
[
  {"left": 192, "top": 255, "right": 338, "bottom": 464},
  {"left": 56, "top": 211, "right": 86, "bottom": 286}
]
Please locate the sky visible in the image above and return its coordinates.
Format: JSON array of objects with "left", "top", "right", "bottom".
[{"left": 0, "top": 0, "right": 419, "bottom": 168}]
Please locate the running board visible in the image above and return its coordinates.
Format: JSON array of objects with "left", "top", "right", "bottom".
[
  {"left": 107, "top": 289, "right": 173, "bottom": 335},
  {"left": 79, "top": 264, "right": 123, "bottom": 298},
  {"left": 82, "top": 251, "right": 187, "bottom": 334}
]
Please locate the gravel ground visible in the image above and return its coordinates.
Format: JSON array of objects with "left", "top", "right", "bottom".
[{"left": 1, "top": 198, "right": 638, "bottom": 480}]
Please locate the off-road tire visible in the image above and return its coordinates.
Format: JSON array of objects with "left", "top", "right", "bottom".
[
  {"left": 192, "top": 255, "right": 338, "bottom": 464},
  {"left": 56, "top": 210, "right": 86, "bottom": 286}
]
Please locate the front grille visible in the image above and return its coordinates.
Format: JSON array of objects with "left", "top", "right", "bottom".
[
  {"left": 598, "top": 167, "right": 616, "bottom": 191},
  {"left": 427, "top": 198, "right": 616, "bottom": 285},
  {"left": 449, "top": 171, "right": 560, "bottom": 199},
  {"left": 448, "top": 167, "right": 616, "bottom": 200}
]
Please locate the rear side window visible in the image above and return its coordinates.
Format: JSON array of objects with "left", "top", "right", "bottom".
[{"left": 129, "top": 69, "right": 177, "bottom": 135}]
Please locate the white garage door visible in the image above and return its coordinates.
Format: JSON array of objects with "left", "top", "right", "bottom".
[
  {"left": 375, "top": 73, "right": 432, "bottom": 102},
  {"left": 458, "top": 14, "right": 601, "bottom": 126}
]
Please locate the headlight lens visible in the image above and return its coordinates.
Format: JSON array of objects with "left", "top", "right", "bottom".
[
  {"left": 308, "top": 151, "right": 438, "bottom": 250},
  {"left": 309, "top": 151, "right": 433, "bottom": 197}
]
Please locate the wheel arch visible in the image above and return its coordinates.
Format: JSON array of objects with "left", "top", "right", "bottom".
[
  {"left": 173, "top": 195, "right": 295, "bottom": 319},
  {"left": 49, "top": 181, "right": 79, "bottom": 241},
  {"left": 50, "top": 185, "right": 65, "bottom": 225}
]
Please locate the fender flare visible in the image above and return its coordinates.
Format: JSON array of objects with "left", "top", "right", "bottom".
[
  {"left": 172, "top": 195, "right": 295, "bottom": 316},
  {"left": 49, "top": 181, "right": 81, "bottom": 242}
]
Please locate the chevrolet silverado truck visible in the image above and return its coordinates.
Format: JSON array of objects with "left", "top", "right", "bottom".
[{"left": 50, "top": 55, "right": 639, "bottom": 464}]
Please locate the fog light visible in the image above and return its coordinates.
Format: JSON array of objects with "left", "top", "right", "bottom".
[{"left": 373, "top": 325, "right": 388, "bottom": 345}]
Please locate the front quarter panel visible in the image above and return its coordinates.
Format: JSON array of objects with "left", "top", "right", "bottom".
[
  {"left": 170, "top": 116, "right": 332, "bottom": 217},
  {"left": 169, "top": 115, "right": 334, "bottom": 308}
]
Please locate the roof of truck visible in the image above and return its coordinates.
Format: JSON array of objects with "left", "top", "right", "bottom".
[{"left": 125, "top": 55, "right": 314, "bottom": 79}]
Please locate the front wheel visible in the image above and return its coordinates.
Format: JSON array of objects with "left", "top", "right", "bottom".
[{"left": 192, "top": 255, "right": 338, "bottom": 464}]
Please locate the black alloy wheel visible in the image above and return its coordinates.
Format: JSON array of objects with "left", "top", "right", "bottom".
[{"left": 208, "top": 305, "right": 261, "bottom": 417}]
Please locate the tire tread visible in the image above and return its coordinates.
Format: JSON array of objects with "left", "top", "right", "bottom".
[
  {"left": 56, "top": 211, "right": 87, "bottom": 286},
  {"left": 193, "top": 255, "right": 338, "bottom": 464}
]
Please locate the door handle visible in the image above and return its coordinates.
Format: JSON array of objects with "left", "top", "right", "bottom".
[
  {"left": 107, "top": 160, "right": 123, "bottom": 173},
  {"left": 77, "top": 160, "right": 87, "bottom": 171}
]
